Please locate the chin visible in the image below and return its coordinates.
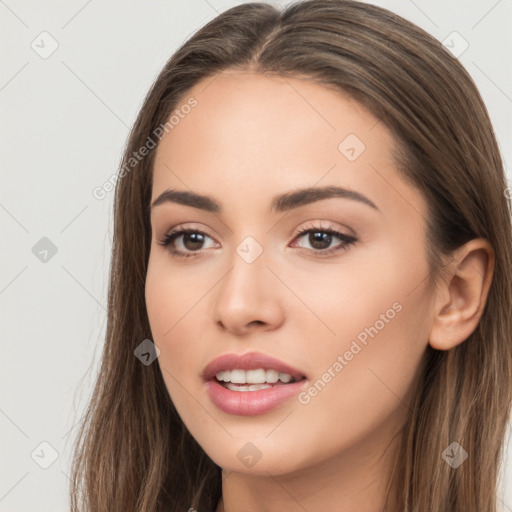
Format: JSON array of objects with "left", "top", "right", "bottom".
[{"left": 196, "top": 435, "right": 317, "bottom": 477}]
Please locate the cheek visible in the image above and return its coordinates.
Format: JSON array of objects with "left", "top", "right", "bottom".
[
  {"left": 145, "top": 253, "right": 207, "bottom": 339},
  {"left": 144, "top": 254, "right": 212, "bottom": 406},
  {"left": 145, "top": 257, "right": 185, "bottom": 374},
  {"left": 283, "top": 243, "right": 428, "bottom": 358},
  {"left": 292, "top": 249, "right": 431, "bottom": 439}
]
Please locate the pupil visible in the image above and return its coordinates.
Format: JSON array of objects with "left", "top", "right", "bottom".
[{"left": 310, "top": 231, "right": 331, "bottom": 250}]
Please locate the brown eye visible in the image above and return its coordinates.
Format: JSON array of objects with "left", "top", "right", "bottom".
[
  {"left": 158, "top": 229, "right": 217, "bottom": 258},
  {"left": 292, "top": 227, "right": 357, "bottom": 257}
]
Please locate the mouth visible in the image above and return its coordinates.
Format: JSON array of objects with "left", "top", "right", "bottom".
[{"left": 202, "top": 352, "right": 308, "bottom": 415}]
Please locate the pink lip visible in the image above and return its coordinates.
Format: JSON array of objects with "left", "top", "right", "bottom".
[
  {"left": 202, "top": 352, "right": 308, "bottom": 416},
  {"left": 205, "top": 379, "right": 307, "bottom": 416}
]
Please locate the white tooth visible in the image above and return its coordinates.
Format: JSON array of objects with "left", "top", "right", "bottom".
[
  {"left": 279, "top": 372, "right": 292, "bottom": 383},
  {"left": 230, "top": 369, "right": 246, "bottom": 384},
  {"left": 265, "top": 369, "right": 279, "bottom": 383},
  {"left": 216, "top": 369, "right": 294, "bottom": 384},
  {"left": 246, "top": 369, "right": 267, "bottom": 384}
]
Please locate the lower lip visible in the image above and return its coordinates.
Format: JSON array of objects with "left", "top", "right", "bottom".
[{"left": 205, "top": 379, "right": 307, "bottom": 416}]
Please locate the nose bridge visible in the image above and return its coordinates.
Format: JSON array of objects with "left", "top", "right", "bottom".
[
  {"left": 212, "top": 232, "right": 284, "bottom": 332},
  {"left": 220, "top": 233, "right": 270, "bottom": 303}
]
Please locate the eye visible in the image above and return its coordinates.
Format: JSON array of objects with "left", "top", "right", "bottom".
[
  {"left": 290, "top": 224, "right": 357, "bottom": 257},
  {"left": 158, "top": 228, "right": 217, "bottom": 259}
]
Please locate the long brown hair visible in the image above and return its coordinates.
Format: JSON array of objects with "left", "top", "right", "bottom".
[{"left": 69, "top": 1, "right": 512, "bottom": 510}]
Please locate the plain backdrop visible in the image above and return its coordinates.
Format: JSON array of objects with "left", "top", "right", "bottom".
[{"left": 1, "top": 0, "right": 511, "bottom": 510}]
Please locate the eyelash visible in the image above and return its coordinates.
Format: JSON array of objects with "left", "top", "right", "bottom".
[{"left": 158, "top": 224, "right": 357, "bottom": 260}]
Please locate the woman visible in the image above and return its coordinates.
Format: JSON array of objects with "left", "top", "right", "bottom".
[{"left": 70, "top": 1, "right": 512, "bottom": 511}]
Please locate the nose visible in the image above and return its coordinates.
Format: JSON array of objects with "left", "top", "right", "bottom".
[{"left": 212, "top": 246, "right": 285, "bottom": 336}]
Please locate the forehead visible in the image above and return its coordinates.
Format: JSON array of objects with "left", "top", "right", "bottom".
[
  {"left": 151, "top": 70, "right": 425, "bottom": 222},
  {"left": 156, "top": 69, "right": 384, "bottom": 154},
  {"left": 160, "top": 69, "right": 383, "bottom": 156}
]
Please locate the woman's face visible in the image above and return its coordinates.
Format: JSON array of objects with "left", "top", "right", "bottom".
[{"left": 145, "top": 70, "right": 434, "bottom": 475}]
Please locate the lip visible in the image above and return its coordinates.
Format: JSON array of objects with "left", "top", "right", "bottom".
[
  {"left": 202, "top": 351, "right": 308, "bottom": 416},
  {"left": 201, "top": 351, "right": 306, "bottom": 382},
  {"left": 205, "top": 379, "right": 307, "bottom": 416}
]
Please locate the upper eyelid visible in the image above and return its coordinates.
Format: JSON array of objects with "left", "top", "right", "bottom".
[{"left": 163, "top": 222, "right": 353, "bottom": 239}]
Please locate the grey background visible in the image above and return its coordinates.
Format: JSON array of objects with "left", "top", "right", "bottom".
[{"left": 1, "top": 0, "right": 511, "bottom": 510}]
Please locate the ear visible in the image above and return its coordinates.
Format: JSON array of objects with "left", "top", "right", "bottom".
[{"left": 428, "top": 238, "right": 495, "bottom": 351}]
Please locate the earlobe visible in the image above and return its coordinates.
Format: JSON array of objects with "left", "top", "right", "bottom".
[{"left": 428, "top": 239, "right": 495, "bottom": 351}]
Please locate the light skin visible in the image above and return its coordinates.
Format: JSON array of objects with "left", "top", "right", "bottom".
[{"left": 144, "top": 70, "right": 494, "bottom": 512}]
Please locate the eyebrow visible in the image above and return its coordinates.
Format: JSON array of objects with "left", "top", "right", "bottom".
[{"left": 150, "top": 185, "right": 380, "bottom": 213}]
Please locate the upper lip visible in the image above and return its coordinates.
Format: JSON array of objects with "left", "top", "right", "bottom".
[{"left": 202, "top": 351, "right": 307, "bottom": 382}]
